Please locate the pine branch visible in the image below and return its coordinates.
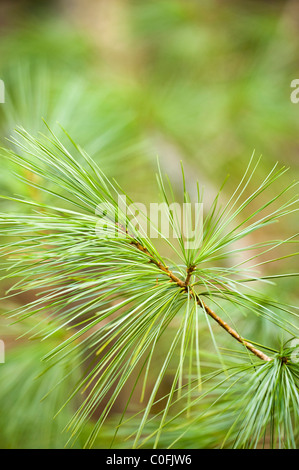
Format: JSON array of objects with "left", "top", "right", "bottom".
[
  {"left": 129, "top": 236, "right": 272, "bottom": 362},
  {"left": 1, "top": 126, "right": 297, "bottom": 448},
  {"left": 199, "top": 301, "right": 272, "bottom": 362},
  {"left": 185, "top": 264, "right": 196, "bottom": 287}
]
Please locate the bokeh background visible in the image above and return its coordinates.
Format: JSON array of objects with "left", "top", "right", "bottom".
[{"left": 0, "top": 0, "right": 298, "bottom": 448}]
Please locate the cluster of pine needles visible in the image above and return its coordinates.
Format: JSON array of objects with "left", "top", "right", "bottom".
[{"left": 0, "top": 125, "right": 298, "bottom": 448}]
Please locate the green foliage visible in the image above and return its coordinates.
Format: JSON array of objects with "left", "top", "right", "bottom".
[
  {"left": 0, "top": 320, "right": 80, "bottom": 448},
  {"left": 0, "top": 0, "right": 298, "bottom": 450},
  {"left": 0, "top": 126, "right": 297, "bottom": 448}
]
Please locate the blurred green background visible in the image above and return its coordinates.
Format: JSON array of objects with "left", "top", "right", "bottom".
[{"left": 0, "top": 0, "right": 298, "bottom": 448}]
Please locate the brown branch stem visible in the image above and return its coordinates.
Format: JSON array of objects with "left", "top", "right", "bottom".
[
  {"left": 185, "top": 264, "right": 196, "bottom": 287},
  {"left": 130, "top": 238, "right": 272, "bottom": 362},
  {"left": 198, "top": 299, "right": 272, "bottom": 361}
]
